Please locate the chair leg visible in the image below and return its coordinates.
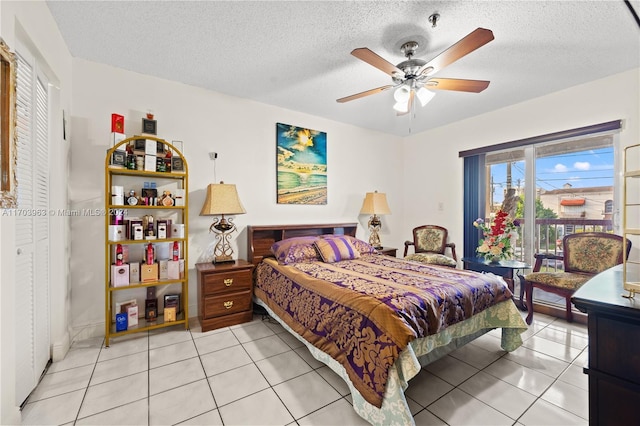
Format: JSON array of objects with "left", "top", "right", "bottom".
[
  {"left": 565, "top": 296, "right": 573, "bottom": 322},
  {"left": 525, "top": 280, "right": 534, "bottom": 325}
]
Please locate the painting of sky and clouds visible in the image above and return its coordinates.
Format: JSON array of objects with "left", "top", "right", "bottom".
[{"left": 276, "top": 123, "right": 327, "bottom": 205}]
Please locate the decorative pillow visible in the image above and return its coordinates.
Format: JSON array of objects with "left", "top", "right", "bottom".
[
  {"left": 321, "top": 234, "right": 377, "bottom": 255},
  {"left": 270, "top": 236, "right": 320, "bottom": 264},
  {"left": 314, "top": 236, "right": 361, "bottom": 263}
]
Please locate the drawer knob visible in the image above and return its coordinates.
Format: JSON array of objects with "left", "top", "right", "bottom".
[
  {"left": 223, "top": 301, "right": 233, "bottom": 309},
  {"left": 224, "top": 278, "right": 233, "bottom": 286}
]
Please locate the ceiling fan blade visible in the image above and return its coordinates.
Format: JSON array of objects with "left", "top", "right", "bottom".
[
  {"left": 336, "top": 85, "right": 393, "bottom": 103},
  {"left": 421, "top": 28, "right": 494, "bottom": 75},
  {"left": 351, "top": 48, "right": 403, "bottom": 77},
  {"left": 426, "top": 78, "right": 490, "bottom": 93}
]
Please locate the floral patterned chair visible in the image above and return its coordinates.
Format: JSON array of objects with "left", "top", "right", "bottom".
[
  {"left": 403, "top": 225, "right": 457, "bottom": 268},
  {"left": 522, "top": 232, "right": 631, "bottom": 325}
]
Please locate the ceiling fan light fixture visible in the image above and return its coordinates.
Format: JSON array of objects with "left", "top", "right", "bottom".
[
  {"left": 415, "top": 87, "right": 435, "bottom": 106},
  {"left": 393, "top": 85, "right": 411, "bottom": 102},
  {"left": 393, "top": 101, "right": 409, "bottom": 113}
]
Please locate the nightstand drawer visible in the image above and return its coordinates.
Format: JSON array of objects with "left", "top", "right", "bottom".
[
  {"left": 203, "top": 290, "right": 252, "bottom": 318},
  {"left": 202, "top": 270, "right": 252, "bottom": 295}
]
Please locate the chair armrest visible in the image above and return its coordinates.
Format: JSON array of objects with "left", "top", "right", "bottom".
[
  {"left": 404, "top": 241, "right": 414, "bottom": 257},
  {"left": 446, "top": 242, "right": 457, "bottom": 261},
  {"left": 532, "top": 252, "right": 564, "bottom": 272}
]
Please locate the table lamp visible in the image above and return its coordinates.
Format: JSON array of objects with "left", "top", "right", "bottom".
[
  {"left": 200, "top": 181, "right": 246, "bottom": 263},
  {"left": 360, "top": 191, "right": 391, "bottom": 249}
]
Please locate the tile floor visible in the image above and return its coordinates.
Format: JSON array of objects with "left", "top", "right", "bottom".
[{"left": 21, "top": 311, "right": 589, "bottom": 425}]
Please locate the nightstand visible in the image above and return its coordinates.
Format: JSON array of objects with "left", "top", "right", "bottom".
[
  {"left": 378, "top": 247, "right": 397, "bottom": 257},
  {"left": 196, "top": 260, "right": 254, "bottom": 332}
]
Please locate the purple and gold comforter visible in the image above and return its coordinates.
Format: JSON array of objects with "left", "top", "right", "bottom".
[{"left": 254, "top": 254, "right": 513, "bottom": 408}]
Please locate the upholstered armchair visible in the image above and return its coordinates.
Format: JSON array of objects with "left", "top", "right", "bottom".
[
  {"left": 403, "top": 225, "right": 457, "bottom": 268},
  {"left": 522, "top": 232, "right": 631, "bottom": 325}
]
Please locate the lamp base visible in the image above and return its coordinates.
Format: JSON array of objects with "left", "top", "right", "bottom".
[{"left": 212, "top": 255, "right": 235, "bottom": 264}]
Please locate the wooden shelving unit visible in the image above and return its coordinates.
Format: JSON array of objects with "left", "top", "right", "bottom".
[{"left": 104, "top": 135, "right": 189, "bottom": 346}]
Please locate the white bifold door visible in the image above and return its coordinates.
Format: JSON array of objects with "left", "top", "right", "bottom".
[{"left": 14, "top": 47, "right": 51, "bottom": 406}]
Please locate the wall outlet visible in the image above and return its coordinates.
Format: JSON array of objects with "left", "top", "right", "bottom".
[
  {"left": 208, "top": 152, "right": 217, "bottom": 160},
  {"left": 438, "top": 202, "right": 444, "bottom": 211}
]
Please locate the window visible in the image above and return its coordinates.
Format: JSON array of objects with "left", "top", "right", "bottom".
[{"left": 461, "top": 121, "right": 620, "bottom": 311}]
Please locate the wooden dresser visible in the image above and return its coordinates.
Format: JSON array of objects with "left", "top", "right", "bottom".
[
  {"left": 571, "top": 265, "right": 640, "bottom": 425},
  {"left": 196, "top": 260, "right": 254, "bottom": 332}
]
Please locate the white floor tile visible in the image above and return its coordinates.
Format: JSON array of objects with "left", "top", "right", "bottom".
[
  {"left": 540, "top": 380, "right": 589, "bottom": 420},
  {"left": 209, "top": 363, "right": 270, "bottom": 406},
  {"left": 78, "top": 371, "right": 148, "bottom": 419},
  {"left": 200, "top": 344, "right": 253, "bottom": 377},
  {"left": 242, "top": 334, "right": 292, "bottom": 362},
  {"left": 177, "top": 408, "right": 223, "bottom": 425},
  {"left": 231, "top": 321, "right": 275, "bottom": 343},
  {"left": 255, "top": 350, "right": 313, "bottom": 386},
  {"left": 47, "top": 346, "right": 101, "bottom": 373},
  {"left": 193, "top": 329, "right": 240, "bottom": 355},
  {"left": 149, "top": 356, "right": 206, "bottom": 395},
  {"left": 218, "top": 388, "right": 294, "bottom": 425},
  {"left": 315, "top": 365, "right": 350, "bottom": 396},
  {"left": 28, "top": 364, "right": 93, "bottom": 402},
  {"left": 273, "top": 371, "right": 342, "bottom": 419},
  {"left": 503, "top": 345, "right": 569, "bottom": 378},
  {"left": 458, "top": 371, "right": 537, "bottom": 420},
  {"left": 558, "top": 362, "right": 588, "bottom": 391},
  {"left": 520, "top": 398, "right": 588, "bottom": 425},
  {"left": 149, "top": 379, "right": 216, "bottom": 425},
  {"left": 483, "top": 357, "right": 554, "bottom": 396},
  {"left": 99, "top": 333, "right": 148, "bottom": 362},
  {"left": 90, "top": 351, "right": 148, "bottom": 386},
  {"left": 21, "top": 389, "right": 85, "bottom": 425},
  {"left": 405, "top": 369, "right": 454, "bottom": 408},
  {"left": 413, "top": 408, "right": 448, "bottom": 426},
  {"left": 76, "top": 398, "right": 148, "bottom": 425},
  {"left": 424, "top": 355, "right": 479, "bottom": 386},
  {"left": 449, "top": 341, "right": 503, "bottom": 369},
  {"left": 521, "top": 334, "right": 583, "bottom": 362},
  {"left": 149, "top": 325, "right": 193, "bottom": 349},
  {"left": 428, "top": 388, "right": 514, "bottom": 425},
  {"left": 149, "top": 339, "right": 198, "bottom": 369},
  {"left": 297, "top": 398, "right": 369, "bottom": 425}
]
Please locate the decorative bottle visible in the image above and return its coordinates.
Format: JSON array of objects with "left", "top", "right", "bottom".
[
  {"left": 115, "top": 244, "right": 124, "bottom": 266},
  {"left": 172, "top": 241, "right": 179, "bottom": 261},
  {"left": 146, "top": 243, "right": 154, "bottom": 265}
]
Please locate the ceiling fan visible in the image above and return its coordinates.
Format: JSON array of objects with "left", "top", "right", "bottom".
[{"left": 336, "top": 28, "right": 494, "bottom": 115}]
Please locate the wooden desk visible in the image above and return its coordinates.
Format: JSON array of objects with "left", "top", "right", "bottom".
[
  {"left": 571, "top": 265, "right": 640, "bottom": 425},
  {"left": 377, "top": 247, "right": 397, "bottom": 257},
  {"left": 462, "top": 256, "right": 530, "bottom": 309}
]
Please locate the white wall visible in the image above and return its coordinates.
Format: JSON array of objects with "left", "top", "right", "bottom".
[
  {"left": 402, "top": 68, "right": 640, "bottom": 260},
  {"left": 0, "top": 1, "right": 72, "bottom": 423},
  {"left": 69, "top": 59, "right": 404, "bottom": 339}
]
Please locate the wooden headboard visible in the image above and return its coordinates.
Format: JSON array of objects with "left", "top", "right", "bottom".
[{"left": 247, "top": 223, "right": 358, "bottom": 266}]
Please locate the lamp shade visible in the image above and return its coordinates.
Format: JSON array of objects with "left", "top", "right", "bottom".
[
  {"left": 360, "top": 191, "right": 391, "bottom": 215},
  {"left": 200, "top": 182, "right": 246, "bottom": 216}
]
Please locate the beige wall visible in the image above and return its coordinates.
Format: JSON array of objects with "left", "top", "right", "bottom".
[
  {"left": 0, "top": 1, "right": 73, "bottom": 423},
  {"left": 69, "top": 59, "right": 404, "bottom": 340},
  {"left": 402, "top": 68, "right": 640, "bottom": 261}
]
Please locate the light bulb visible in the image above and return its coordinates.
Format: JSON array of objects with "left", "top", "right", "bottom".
[
  {"left": 415, "top": 87, "right": 435, "bottom": 106},
  {"left": 394, "top": 85, "right": 411, "bottom": 102},
  {"left": 393, "top": 101, "right": 408, "bottom": 113}
]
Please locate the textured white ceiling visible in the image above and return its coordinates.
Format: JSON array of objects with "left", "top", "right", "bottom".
[{"left": 46, "top": 1, "right": 640, "bottom": 137}]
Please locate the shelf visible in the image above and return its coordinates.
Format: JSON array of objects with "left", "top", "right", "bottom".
[
  {"left": 110, "top": 278, "right": 186, "bottom": 291},
  {"left": 109, "top": 312, "right": 187, "bottom": 336},
  {"left": 108, "top": 167, "right": 186, "bottom": 179},
  {"left": 105, "top": 135, "right": 189, "bottom": 347},
  {"left": 108, "top": 204, "right": 185, "bottom": 210},
  {"left": 107, "top": 237, "right": 186, "bottom": 245}
]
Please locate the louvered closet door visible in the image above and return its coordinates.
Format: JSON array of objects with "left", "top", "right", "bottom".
[{"left": 14, "top": 50, "right": 50, "bottom": 406}]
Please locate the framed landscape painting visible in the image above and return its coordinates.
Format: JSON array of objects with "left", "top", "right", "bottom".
[{"left": 276, "top": 123, "right": 327, "bottom": 205}]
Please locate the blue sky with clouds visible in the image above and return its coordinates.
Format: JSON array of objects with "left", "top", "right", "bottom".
[{"left": 490, "top": 147, "right": 614, "bottom": 203}]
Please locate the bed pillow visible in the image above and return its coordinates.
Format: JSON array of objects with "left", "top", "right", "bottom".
[
  {"left": 321, "top": 234, "right": 377, "bottom": 255},
  {"left": 270, "top": 236, "right": 321, "bottom": 264},
  {"left": 314, "top": 236, "right": 361, "bottom": 263}
]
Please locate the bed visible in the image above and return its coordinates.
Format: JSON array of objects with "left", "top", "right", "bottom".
[{"left": 248, "top": 223, "right": 527, "bottom": 425}]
